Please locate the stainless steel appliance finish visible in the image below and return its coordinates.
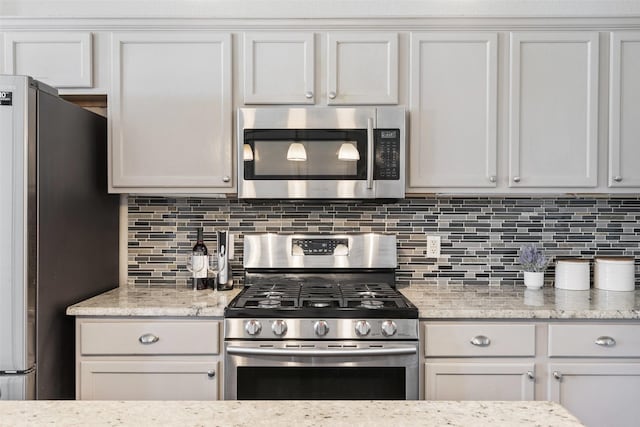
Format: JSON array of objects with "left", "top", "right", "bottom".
[
  {"left": 224, "top": 318, "right": 418, "bottom": 340},
  {"left": 0, "top": 75, "right": 119, "bottom": 400},
  {"left": 216, "top": 230, "right": 233, "bottom": 290},
  {"left": 224, "top": 233, "right": 418, "bottom": 400},
  {"left": 238, "top": 106, "right": 405, "bottom": 199},
  {"left": 243, "top": 233, "right": 397, "bottom": 270},
  {"left": 225, "top": 340, "right": 419, "bottom": 400}
]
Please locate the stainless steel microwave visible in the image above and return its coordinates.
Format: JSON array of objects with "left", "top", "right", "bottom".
[{"left": 237, "top": 107, "right": 405, "bottom": 199}]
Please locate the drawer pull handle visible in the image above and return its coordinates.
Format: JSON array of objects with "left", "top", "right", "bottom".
[
  {"left": 207, "top": 370, "right": 216, "bottom": 378},
  {"left": 470, "top": 335, "right": 491, "bottom": 347},
  {"left": 527, "top": 371, "right": 535, "bottom": 380},
  {"left": 595, "top": 336, "right": 616, "bottom": 347},
  {"left": 553, "top": 371, "right": 563, "bottom": 381},
  {"left": 138, "top": 333, "right": 159, "bottom": 345}
]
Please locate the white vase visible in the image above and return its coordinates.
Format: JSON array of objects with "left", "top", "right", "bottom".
[{"left": 524, "top": 271, "right": 544, "bottom": 289}]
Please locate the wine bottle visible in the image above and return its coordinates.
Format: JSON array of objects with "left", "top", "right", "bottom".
[{"left": 191, "top": 227, "right": 208, "bottom": 290}]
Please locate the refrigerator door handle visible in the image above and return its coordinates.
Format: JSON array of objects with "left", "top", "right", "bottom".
[{"left": 0, "top": 366, "right": 36, "bottom": 376}]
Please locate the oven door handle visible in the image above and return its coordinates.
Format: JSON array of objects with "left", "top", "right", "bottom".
[{"left": 226, "top": 345, "right": 417, "bottom": 357}]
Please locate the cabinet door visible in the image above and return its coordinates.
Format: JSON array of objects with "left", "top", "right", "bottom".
[
  {"left": 243, "top": 32, "right": 315, "bottom": 104},
  {"left": 609, "top": 32, "right": 640, "bottom": 187},
  {"left": 508, "top": 32, "right": 598, "bottom": 188},
  {"left": 327, "top": 32, "right": 398, "bottom": 104},
  {"left": 110, "top": 32, "right": 232, "bottom": 192},
  {"left": 3, "top": 32, "right": 92, "bottom": 88},
  {"left": 548, "top": 363, "right": 640, "bottom": 427},
  {"left": 425, "top": 362, "right": 535, "bottom": 400},
  {"left": 80, "top": 360, "right": 219, "bottom": 400},
  {"left": 409, "top": 32, "right": 498, "bottom": 188}
]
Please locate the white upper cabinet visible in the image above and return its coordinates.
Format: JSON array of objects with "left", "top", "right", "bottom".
[
  {"left": 609, "top": 31, "right": 640, "bottom": 188},
  {"left": 243, "top": 31, "right": 398, "bottom": 105},
  {"left": 508, "top": 32, "right": 599, "bottom": 188},
  {"left": 243, "top": 32, "right": 315, "bottom": 104},
  {"left": 408, "top": 32, "right": 498, "bottom": 189},
  {"left": 327, "top": 32, "right": 398, "bottom": 105},
  {"left": 2, "top": 31, "right": 93, "bottom": 88},
  {"left": 109, "top": 32, "right": 232, "bottom": 193}
]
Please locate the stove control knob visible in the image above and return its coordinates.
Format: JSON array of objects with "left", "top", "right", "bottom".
[
  {"left": 271, "top": 319, "right": 288, "bottom": 337},
  {"left": 245, "top": 320, "right": 262, "bottom": 336},
  {"left": 355, "top": 320, "right": 371, "bottom": 337},
  {"left": 314, "top": 320, "right": 330, "bottom": 337},
  {"left": 381, "top": 320, "right": 398, "bottom": 337}
]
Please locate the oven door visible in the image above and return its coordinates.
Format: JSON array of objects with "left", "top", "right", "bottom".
[{"left": 224, "top": 340, "right": 419, "bottom": 400}]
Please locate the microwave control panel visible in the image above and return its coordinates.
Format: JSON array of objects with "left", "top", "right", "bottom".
[{"left": 374, "top": 129, "right": 400, "bottom": 180}]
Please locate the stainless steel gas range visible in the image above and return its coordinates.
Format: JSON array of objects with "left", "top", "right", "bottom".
[{"left": 224, "top": 233, "right": 419, "bottom": 400}]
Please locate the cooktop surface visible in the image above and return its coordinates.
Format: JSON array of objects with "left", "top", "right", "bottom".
[{"left": 224, "top": 282, "right": 418, "bottom": 319}]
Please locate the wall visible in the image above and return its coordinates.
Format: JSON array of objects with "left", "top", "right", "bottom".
[{"left": 128, "top": 195, "right": 640, "bottom": 289}]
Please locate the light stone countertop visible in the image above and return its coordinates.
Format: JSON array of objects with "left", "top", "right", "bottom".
[
  {"left": 66, "top": 286, "right": 241, "bottom": 317},
  {"left": 401, "top": 285, "right": 640, "bottom": 319},
  {"left": 0, "top": 400, "right": 583, "bottom": 427},
  {"left": 67, "top": 283, "right": 640, "bottom": 320}
]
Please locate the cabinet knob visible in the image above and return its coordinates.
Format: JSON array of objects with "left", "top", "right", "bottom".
[
  {"left": 207, "top": 370, "right": 216, "bottom": 378},
  {"left": 138, "top": 333, "right": 159, "bottom": 345},
  {"left": 553, "top": 371, "right": 563, "bottom": 381},
  {"left": 222, "top": 176, "right": 230, "bottom": 183},
  {"left": 328, "top": 91, "right": 337, "bottom": 99},
  {"left": 489, "top": 175, "right": 496, "bottom": 183},
  {"left": 470, "top": 335, "right": 491, "bottom": 347},
  {"left": 613, "top": 176, "right": 623, "bottom": 182},
  {"left": 305, "top": 91, "right": 314, "bottom": 99},
  {"left": 513, "top": 176, "right": 521, "bottom": 183},
  {"left": 595, "top": 336, "right": 616, "bottom": 347},
  {"left": 527, "top": 371, "right": 535, "bottom": 380}
]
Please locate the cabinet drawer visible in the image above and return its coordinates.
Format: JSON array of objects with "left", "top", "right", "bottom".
[
  {"left": 80, "top": 320, "right": 220, "bottom": 355},
  {"left": 424, "top": 323, "right": 535, "bottom": 357},
  {"left": 549, "top": 324, "right": 640, "bottom": 357}
]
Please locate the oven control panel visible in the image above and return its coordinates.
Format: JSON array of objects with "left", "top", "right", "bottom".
[
  {"left": 292, "top": 238, "right": 348, "bottom": 256},
  {"left": 225, "top": 318, "right": 419, "bottom": 340}
]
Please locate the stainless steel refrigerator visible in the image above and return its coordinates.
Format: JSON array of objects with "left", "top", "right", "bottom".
[{"left": 0, "top": 75, "right": 119, "bottom": 400}]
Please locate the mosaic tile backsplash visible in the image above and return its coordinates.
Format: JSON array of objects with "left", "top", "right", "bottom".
[{"left": 128, "top": 196, "right": 640, "bottom": 288}]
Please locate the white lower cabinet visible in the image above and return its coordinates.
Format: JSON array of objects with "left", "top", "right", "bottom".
[
  {"left": 425, "top": 362, "right": 535, "bottom": 400},
  {"left": 423, "top": 321, "right": 640, "bottom": 427},
  {"left": 547, "top": 323, "right": 640, "bottom": 427},
  {"left": 76, "top": 318, "right": 222, "bottom": 400},
  {"left": 548, "top": 363, "right": 640, "bottom": 427},
  {"left": 80, "top": 359, "right": 219, "bottom": 400},
  {"left": 423, "top": 322, "right": 537, "bottom": 401}
]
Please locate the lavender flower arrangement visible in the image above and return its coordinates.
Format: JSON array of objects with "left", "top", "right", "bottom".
[{"left": 518, "top": 244, "right": 548, "bottom": 272}]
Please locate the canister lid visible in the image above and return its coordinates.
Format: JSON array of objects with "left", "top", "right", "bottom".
[
  {"left": 556, "top": 258, "right": 590, "bottom": 263},
  {"left": 594, "top": 256, "right": 634, "bottom": 263}
]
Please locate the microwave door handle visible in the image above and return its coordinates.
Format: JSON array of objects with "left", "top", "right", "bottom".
[
  {"left": 226, "top": 346, "right": 417, "bottom": 357},
  {"left": 367, "top": 117, "right": 374, "bottom": 189}
]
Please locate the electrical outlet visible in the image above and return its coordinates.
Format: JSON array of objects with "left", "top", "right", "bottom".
[{"left": 426, "top": 235, "right": 441, "bottom": 258}]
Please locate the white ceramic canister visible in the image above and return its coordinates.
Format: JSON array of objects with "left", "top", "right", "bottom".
[
  {"left": 594, "top": 256, "right": 636, "bottom": 292},
  {"left": 554, "top": 258, "right": 590, "bottom": 290}
]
